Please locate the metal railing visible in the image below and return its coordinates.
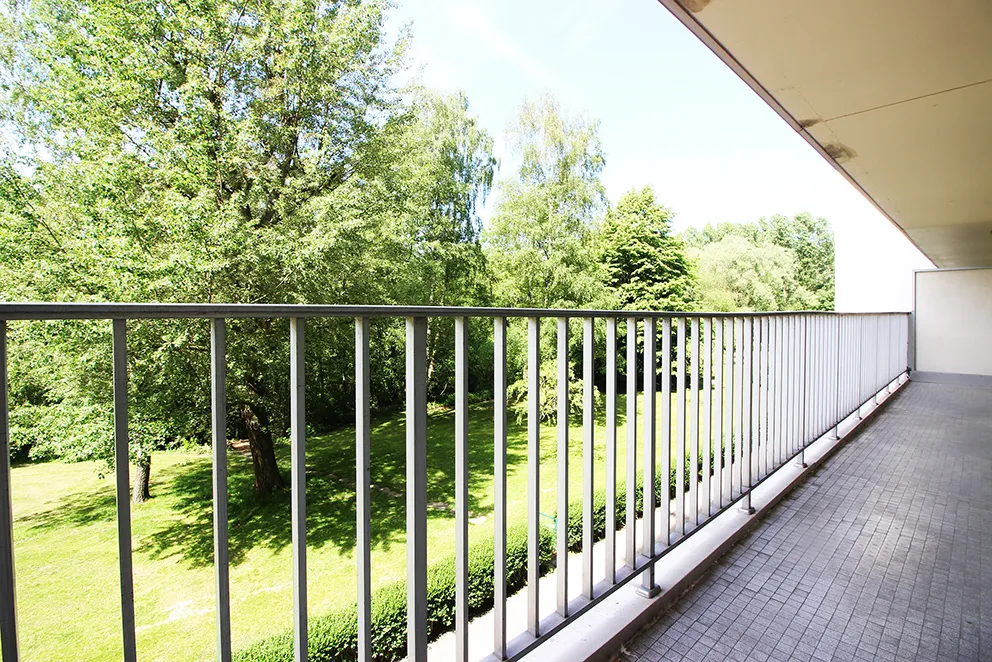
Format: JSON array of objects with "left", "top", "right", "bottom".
[{"left": 0, "top": 304, "right": 910, "bottom": 662}]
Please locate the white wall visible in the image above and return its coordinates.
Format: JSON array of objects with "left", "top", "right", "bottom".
[{"left": 914, "top": 268, "right": 992, "bottom": 376}]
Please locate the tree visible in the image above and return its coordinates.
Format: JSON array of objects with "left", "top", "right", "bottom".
[
  {"left": 759, "top": 213, "right": 835, "bottom": 310},
  {"left": 690, "top": 235, "right": 816, "bottom": 311},
  {"left": 389, "top": 91, "right": 496, "bottom": 398},
  {"left": 1, "top": 0, "right": 406, "bottom": 496},
  {"left": 598, "top": 186, "right": 695, "bottom": 311},
  {"left": 484, "top": 95, "right": 609, "bottom": 309},
  {"left": 683, "top": 213, "right": 835, "bottom": 311},
  {"left": 1, "top": 0, "right": 504, "bottom": 499}
]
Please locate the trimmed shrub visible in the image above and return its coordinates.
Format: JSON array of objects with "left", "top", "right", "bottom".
[
  {"left": 234, "top": 524, "right": 553, "bottom": 662},
  {"left": 237, "top": 448, "right": 739, "bottom": 660}
]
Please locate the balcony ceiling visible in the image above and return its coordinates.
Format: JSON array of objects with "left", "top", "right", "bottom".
[{"left": 657, "top": 0, "right": 992, "bottom": 268}]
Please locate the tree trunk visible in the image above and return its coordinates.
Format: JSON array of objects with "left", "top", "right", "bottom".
[
  {"left": 133, "top": 456, "right": 151, "bottom": 503},
  {"left": 239, "top": 402, "right": 286, "bottom": 496}
]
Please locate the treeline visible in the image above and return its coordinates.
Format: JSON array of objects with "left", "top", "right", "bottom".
[{"left": 0, "top": 0, "right": 832, "bottom": 498}]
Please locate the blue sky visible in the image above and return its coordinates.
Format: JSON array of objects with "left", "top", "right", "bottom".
[{"left": 387, "top": 0, "right": 932, "bottom": 310}]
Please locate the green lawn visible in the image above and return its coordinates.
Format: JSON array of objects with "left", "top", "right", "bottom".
[{"left": 8, "top": 391, "right": 716, "bottom": 661}]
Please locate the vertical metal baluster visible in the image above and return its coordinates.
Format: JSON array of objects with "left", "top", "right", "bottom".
[
  {"left": 775, "top": 317, "right": 785, "bottom": 469},
  {"left": 355, "top": 318, "right": 372, "bottom": 662},
  {"left": 749, "top": 318, "right": 759, "bottom": 489},
  {"left": 783, "top": 316, "right": 791, "bottom": 463},
  {"left": 625, "top": 319, "right": 637, "bottom": 569},
  {"left": 859, "top": 316, "right": 865, "bottom": 414},
  {"left": 290, "top": 318, "right": 308, "bottom": 662},
  {"left": 702, "top": 318, "right": 712, "bottom": 518},
  {"left": 455, "top": 318, "right": 469, "bottom": 662},
  {"left": 792, "top": 316, "right": 799, "bottom": 456},
  {"left": 807, "top": 316, "right": 814, "bottom": 441},
  {"left": 810, "top": 316, "right": 833, "bottom": 442},
  {"left": 846, "top": 318, "right": 852, "bottom": 418},
  {"left": 833, "top": 317, "right": 841, "bottom": 438},
  {"left": 688, "top": 318, "right": 699, "bottom": 528},
  {"left": 605, "top": 319, "right": 617, "bottom": 585},
  {"left": 637, "top": 318, "right": 660, "bottom": 598},
  {"left": 527, "top": 318, "right": 541, "bottom": 636},
  {"left": 767, "top": 317, "right": 775, "bottom": 471},
  {"left": 761, "top": 317, "right": 770, "bottom": 479},
  {"left": 112, "top": 319, "right": 137, "bottom": 662},
  {"left": 556, "top": 318, "right": 569, "bottom": 617},
  {"left": 675, "top": 318, "right": 686, "bottom": 537},
  {"left": 798, "top": 317, "right": 808, "bottom": 467},
  {"left": 885, "top": 315, "right": 898, "bottom": 391},
  {"left": 740, "top": 319, "right": 754, "bottom": 514},
  {"left": 210, "top": 319, "right": 231, "bottom": 662},
  {"left": 842, "top": 319, "right": 847, "bottom": 418},
  {"left": 815, "top": 316, "right": 822, "bottom": 438},
  {"left": 895, "top": 315, "right": 900, "bottom": 383},
  {"left": 819, "top": 316, "right": 825, "bottom": 436},
  {"left": 877, "top": 316, "right": 882, "bottom": 395},
  {"left": 733, "top": 318, "right": 743, "bottom": 498},
  {"left": 809, "top": 316, "right": 815, "bottom": 442},
  {"left": 713, "top": 318, "right": 723, "bottom": 509},
  {"left": 785, "top": 316, "right": 794, "bottom": 459},
  {"left": 844, "top": 318, "right": 850, "bottom": 419},
  {"left": 493, "top": 318, "right": 508, "bottom": 659},
  {"left": 789, "top": 316, "right": 796, "bottom": 457},
  {"left": 722, "top": 319, "right": 732, "bottom": 505},
  {"left": 660, "top": 319, "right": 672, "bottom": 546},
  {"left": 796, "top": 316, "right": 802, "bottom": 451},
  {"left": 406, "top": 318, "right": 427, "bottom": 661},
  {"left": 582, "top": 318, "right": 595, "bottom": 600},
  {"left": 769, "top": 317, "right": 778, "bottom": 474},
  {"left": 0, "top": 321, "right": 18, "bottom": 662}
]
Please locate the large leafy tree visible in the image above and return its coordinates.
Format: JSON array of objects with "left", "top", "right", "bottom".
[
  {"left": 759, "top": 213, "right": 835, "bottom": 310},
  {"left": 690, "top": 235, "right": 816, "bottom": 312},
  {"left": 599, "top": 186, "right": 695, "bottom": 311},
  {"left": 484, "top": 95, "right": 608, "bottom": 309},
  {"left": 684, "top": 213, "right": 835, "bottom": 312},
  {"left": 0, "top": 0, "right": 496, "bottom": 497}
]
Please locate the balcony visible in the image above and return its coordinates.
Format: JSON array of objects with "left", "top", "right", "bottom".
[
  {"left": 615, "top": 379, "right": 991, "bottom": 662},
  {"left": 0, "top": 304, "right": 917, "bottom": 661}
]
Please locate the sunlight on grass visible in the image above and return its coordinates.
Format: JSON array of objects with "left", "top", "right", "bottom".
[{"left": 10, "top": 390, "right": 724, "bottom": 660}]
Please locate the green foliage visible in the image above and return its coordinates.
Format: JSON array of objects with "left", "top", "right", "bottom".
[
  {"left": 0, "top": 0, "right": 498, "bottom": 471},
  {"left": 760, "top": 213, "right": 835, "bottom": 310},
  {"left": 684, "top": 213, "right": 834, "bottom": 312},
  {"left": 484, "top": 95, "right": 610, "bottom": 310},
  {"left": 233, "top": 524, "right": 554, "bottom": 662},
  {"left": 599, "top": 186, "right": 696, "bottom": 311},
  {"left": 507, "top": 361, "right": 591, "bottom": 424},
  {"left": 690, "top": 235, "right": 816, "bottom": 312}
]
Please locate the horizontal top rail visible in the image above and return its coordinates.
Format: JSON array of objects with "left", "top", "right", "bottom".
[{"left": 0, "top": 302, "right": 911, "bottom": 321}]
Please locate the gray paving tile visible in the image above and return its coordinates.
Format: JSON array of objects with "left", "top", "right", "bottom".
[{"left": 615, "top": 382, "right": 992, "bottom": 662}]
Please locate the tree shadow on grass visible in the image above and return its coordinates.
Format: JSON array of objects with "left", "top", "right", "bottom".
[
  {"left": 20, "top": 486, "right": 119, "bottom": 530},
  {"left": 26, "top": 402, "right": 527, "bottom": 568}
]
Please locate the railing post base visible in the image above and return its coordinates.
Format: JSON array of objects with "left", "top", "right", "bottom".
[{"left": 636, "top": 584, "right": 662, "bottom": 599}]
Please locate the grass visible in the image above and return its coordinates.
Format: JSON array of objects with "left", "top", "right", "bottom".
[{"left": 8, "top": 391, "right": 711, "bottom": 661}]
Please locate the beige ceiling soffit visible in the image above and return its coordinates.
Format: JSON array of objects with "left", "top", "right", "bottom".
[{"left": 654, "top": 0, "right": 929, "bottom": 259}]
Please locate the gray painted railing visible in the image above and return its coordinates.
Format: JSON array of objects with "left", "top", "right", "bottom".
[{"left": 0, "top": 305, "right": 910, "bottom": 662}]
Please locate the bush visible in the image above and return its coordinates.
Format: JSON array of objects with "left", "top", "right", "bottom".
[
  {"left": 237, "top": 448, "right": 736, "bottom": 661},
  {"left": 234, "top": 524, "right": 554, "bottom": 662}
]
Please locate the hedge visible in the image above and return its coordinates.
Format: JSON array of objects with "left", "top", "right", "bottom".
[
  {"left": 236, "top": 450, "right": 736, "bottom": 661},
  {"left": 234, "top": 523, "right": 554, "bottom": 662}
]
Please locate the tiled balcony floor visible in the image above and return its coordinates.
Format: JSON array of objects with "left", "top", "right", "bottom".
[{"left": 616, "top": 381, "right": 992, "bottom": 662}]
